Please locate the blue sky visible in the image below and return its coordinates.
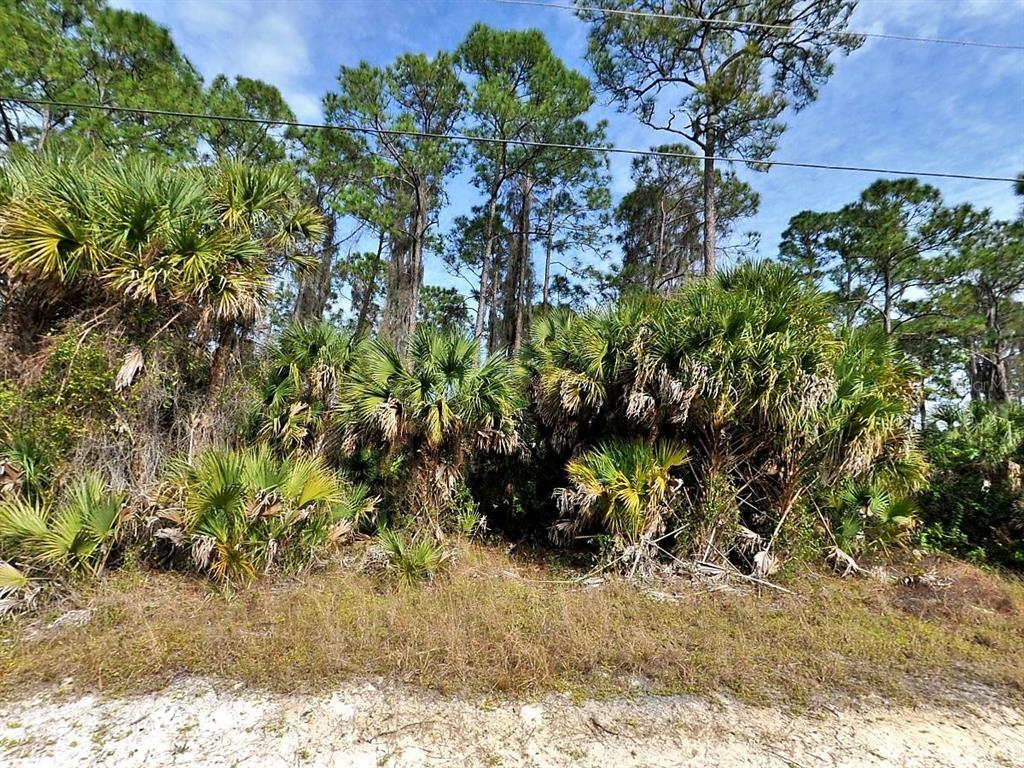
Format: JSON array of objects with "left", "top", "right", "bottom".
[{"left": 115, "top": 0, "right": 1024, "bottom": 297}]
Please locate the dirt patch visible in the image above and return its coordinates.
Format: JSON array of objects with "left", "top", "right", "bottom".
[
  {"left": 0, "top": 677, "right": 1021, "bottom": 767},
  {"left": 885, "top": 558, "right": 1024, "bottom": 622}
]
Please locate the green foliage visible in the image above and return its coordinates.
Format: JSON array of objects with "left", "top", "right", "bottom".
[
  {"left": 826, "top": 482, "right": 920, "bottom": 556},
  {"left": 0, "top": 327, "right": 121, "bottom": 479},
  {"left": 0, "top": 0, "right": 204, "bottom": 156},
  {"left": 0, "top": 561, "right": 33, "bottom": 615},
  {"left": 558, "top": 440, "right": 687, "bottom": 547},
  {"left": 159, "top": 447, "right": 374, "bottom": 585},
  {"left": 456, "top": 22, "right": 606, "bottom": 344},
  {"left": 530, "top": 262, "right": 921, "bottom": 564},
  {"left": 250, "top": 321, "right": 363, "bottom": 455},
  {"left": 375, "top": 529, "right": 450, "bottom": 586},
  {"left": 919, "top": 403, "right": 1024, "bottom": 567},
  {"left": 418, "top": 285, "right": 470, "bottom": 335},
  {"left": 325, "top": 50, "right": 465, "bottom": 351},
  {"left": 615, "top": 148, "right": 758, "bottom": 292},
  {"left": 338, "top": 327, "right": 523, "bottom": 520},
  {"left": 0, "top": 472, "right": 125, "bottom": 577},
  {"left": 0, "top": 154, "right": 324, "bottom": 328},
  {"left": 584, "top": 0, "right": 862, "bottom": 272},
  {"left": 203, "top": 75, "right": 296, "bottom": 164},
  {"left": 0, "top": 561, "right": 29, "bottom": 593},
  {"left": 780, "top": 178, "right": 984, "bottom": 334}
]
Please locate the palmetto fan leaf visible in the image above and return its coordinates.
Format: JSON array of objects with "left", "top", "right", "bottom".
[
  {"left": 0, "top": 562, "right": 28, "bottom": 594},
  {"left": 336, "top": 326, "right": 523, "bottom": 517},
  {"left": 0, "top": 496, "right": 50, "bottom": 553},
  {"left": 560, "top": 439, "right": 688, "bottom": 546},
  {"left": 162, "top": 447, "right": 369, "bottom": 585},
  {"left": 0, "top": 198, "right": 104, "bottom": 283},
  {"left": 0, "top": 154, "right": 325, "bottom": 332},
  {"left": 0, "top": 474, "right": 124, "bottom": 576},
  {"left": 251, "top": 323, "right": 361, "bottom": 455}
]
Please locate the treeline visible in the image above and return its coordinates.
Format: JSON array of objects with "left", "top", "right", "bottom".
[{"left": 1, "top": 0, "right": 871, "bottom": 358}]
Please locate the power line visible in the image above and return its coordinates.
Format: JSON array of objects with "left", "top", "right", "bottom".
[
  {"left": 495, "top": 0, "right": 1024, "bottom": 51},
  {"left": 1, "top": 96, "right": 1018, "bottom": 184}
]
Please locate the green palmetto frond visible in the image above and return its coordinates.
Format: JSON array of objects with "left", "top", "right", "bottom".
[
  {"left": 42, "top": 474, "right": 125, "bottom": 574},
  {"left": 0, "top": 474, "right": 124, "bottom": 576},
  {"left": 0, "top": 197, "right": 104, "bottom": 283},
  {"left": 829, "top": 479, "right": 920, "bottom": 555},
  {"left": 1, "top": 154, "right": 325, "bottom": 328},
  {"left": 532, "top": 262, "right": 921, "bottom": 561},
  {"left": 284, "top": 455, "right": 344, "bottom": 509},
  {"left": 376, "top": 528, "right": 449, "bottom": 586},
  {"left": 0, "top": 561, "right": 31, "bottom": 615},
  {"left": 0, "top": 496, "right": 50, "bottom": 555},
  {"left": 0, "top": 561, "right": 28, "bottom": 594},
  {"left": 341, "top": 327, "right": 522, "bottom": 453},
  {"left": 561, "top": 439, "right": 688, "bottom": 545},
  {"left": 340, "top": 336, "right": 407, "bottom": 443},
  {"left": 163, "top": 447, "right": 366, "bottom": 585}
]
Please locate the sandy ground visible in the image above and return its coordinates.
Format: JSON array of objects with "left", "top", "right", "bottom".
[{"left": 1, "top": 677, "right": 1022, "bottom": 767}]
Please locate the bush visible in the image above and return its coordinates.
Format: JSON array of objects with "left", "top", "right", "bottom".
[
  {"left": 919, "top": 403, "right": 1024, "bottom": 567},
  {"left": 249, "top": 321, "right": 363, "bottom": 456},
  {"left": 156, "top": 447, "right": 376, "bottom": 585},
  {"left": 528, "top": 263, "right": 923, "bottom": 569},
  {"left": 375, "top": 529, "right": 451, "bottom": 586},
  {"left": 0, "top": 472, "right": 125, "bottom": 577},
  {"left": 337, "top": 328, "right": 523, "bottom": 524},
  {"left": 555, "top": 440, "right": 687, "bottom": 550},
  {"left": 0, "top": 326, "right": 123, "bottom": 486}
]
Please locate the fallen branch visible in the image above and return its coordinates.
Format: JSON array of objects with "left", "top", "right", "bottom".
[{"left": 693, "top": 560, "right": 796, "bottom": 595}]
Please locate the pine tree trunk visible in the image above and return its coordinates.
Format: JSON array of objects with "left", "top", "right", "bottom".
[
  {"left": 381, "top": 225, "right": 413, "bottom": 352},
  {"left": 474, "top": 192, "right": 500, "bottom": 341},
  {"left": 381, "top": 179, "right": 429, "bottom": 356},
  {"left": 701, "top": 127, "right": 717, "bottom": 278},
  {"left": 355, "top": 230, "right": 385, "bottom": 337},
  {"left": 0, "top": 103, "right": 16, "bottom": 145},
  {"left": 512, "top": 174, "right": 533, "bottom": 357},
  {"left": 542, "top": 204, "right": 554, "bottom": 312},
  {"left": 882, "top": 265, "right": 893, "bottom": 336},
  {"left": 292, "top": 214, "right": 336, "bottom": 322},
  {"left": 968, "top": 337, "right": 985, "bottom": 401},
  {"left": 195, "top": 320, "right": 236, "bottom": 447},
  {"left": 407, "top": 178, "right": 428, "bottom": 349},
  {"left": 987, "top": 302, "right": 1009, "bottom": 403},
  {"left": 488, "top": 245, "right": 502, "bottom": 355},
  {"left": 653, "top": 197, "right": 667, "bottom": 290}
]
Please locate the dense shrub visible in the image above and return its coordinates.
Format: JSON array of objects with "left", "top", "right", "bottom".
[
  {"left": 249, "top": 321, "right": 363, "bottom": 456},
  {"left": 0, "top": 326, "right": 123, "bottom": 487},
  {"left": 337, "top": 328, "right": 524, "bottom": 525},
  {"left": 920, "top": 403, "right": 1024, "bottom": 567},
  {"left": 155, "top": 447, "right": 376, "bottom": 585},
  {"left": 528, "top": 263, "right": 924, "bottom": 568},
  {"left": 555, "top": 440, "right": 687, "bottom": 551}
]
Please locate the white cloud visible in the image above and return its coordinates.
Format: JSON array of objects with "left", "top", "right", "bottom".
[{"left": 111, "top": 0, "right": 322, "bottom": 120}]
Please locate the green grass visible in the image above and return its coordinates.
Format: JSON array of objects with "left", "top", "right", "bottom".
[{"left": 0, "top": 546, "right": 1021, "bottom": 706}]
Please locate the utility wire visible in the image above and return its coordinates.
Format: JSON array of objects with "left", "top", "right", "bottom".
[
  {"left": 494, "top": 0, "right": 1024, "bottom": 51},
  {"left": 1, "top": 96, "right": 1018, "bottom": 184}
]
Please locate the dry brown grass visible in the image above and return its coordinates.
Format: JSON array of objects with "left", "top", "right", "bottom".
[{"left": 1, "top": 546, "right": 1021, "bottom": 705}]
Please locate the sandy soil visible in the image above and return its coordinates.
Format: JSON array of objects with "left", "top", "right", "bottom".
[{"left": 1, "top": 677, "right": 1021, "bottom": 767}]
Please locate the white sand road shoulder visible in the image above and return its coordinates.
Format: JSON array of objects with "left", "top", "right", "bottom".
[{"left": 0, "top": 678, "right": 1022, "bottom": 767}]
